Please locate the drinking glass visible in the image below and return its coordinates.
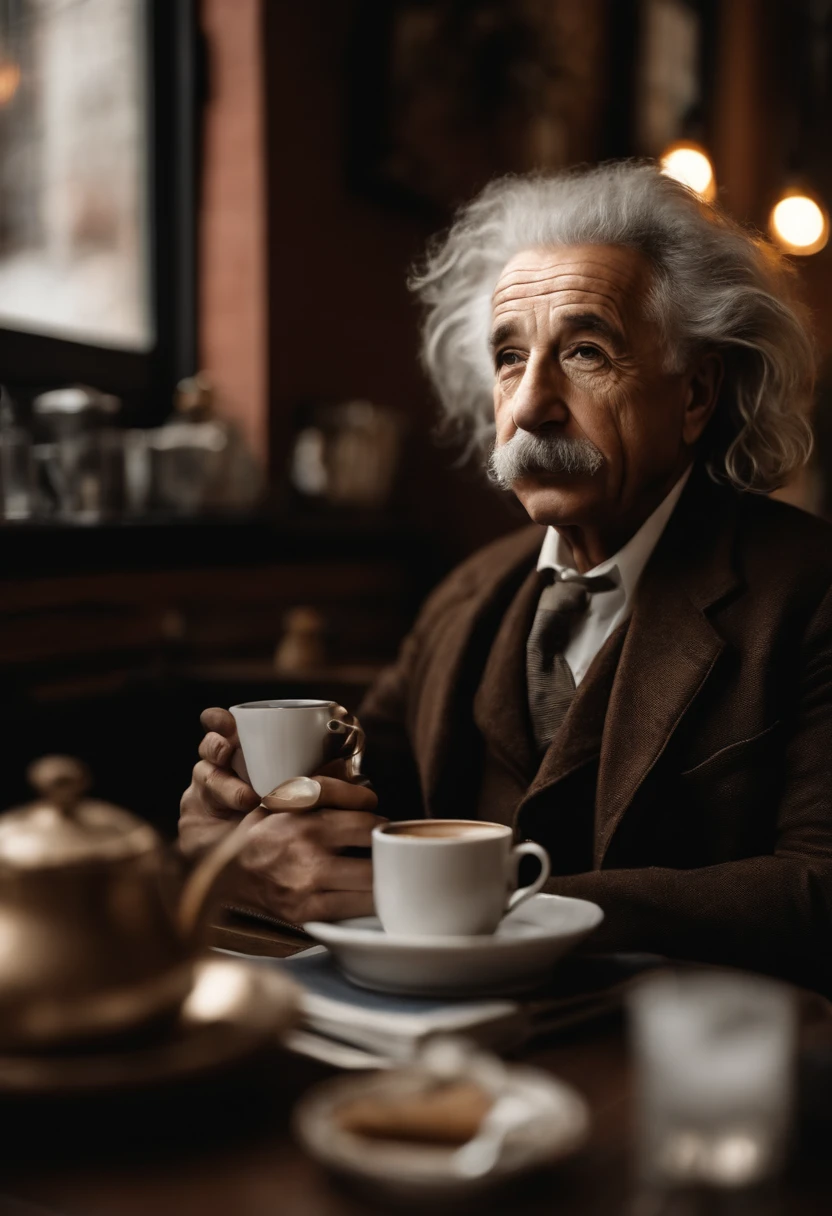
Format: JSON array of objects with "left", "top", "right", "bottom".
[
  {"left": 628, "top": 971, "right": 796, "bottom": 1191},
  {"left": 45, "top": 429, "right": 129, "bottom": 520},
  {"left": 0, "top": 428, "right": 37, "bottom": 520}
]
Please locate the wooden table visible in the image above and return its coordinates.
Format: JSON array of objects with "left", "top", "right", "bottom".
[{"left": 3, "top": 922, "right": 832, "bottom": 1216}]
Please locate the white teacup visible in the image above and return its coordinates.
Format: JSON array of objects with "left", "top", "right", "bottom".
[
  {"left": 229, "top": 699, "right": 361, "bottom": 797},
  {"left": 372, "top": 819, "right": 551, "bottom": 937}
]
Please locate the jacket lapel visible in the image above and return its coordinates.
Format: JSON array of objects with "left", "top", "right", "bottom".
[
  {"left": 415, "top": 527, "right": 542, "bottom": 817},
  {"left": 474, "top": 559, "right": 630, "bottom": 829},
  {"left": 508, "top": 619, "right": 627, "bottom": 871},
  {"left": 530, "top": 619, "right": 630, "bottom": 794},
  {"left": 472, "top": 566, "right": 542, "bottom": 785},
  {"left": 593, "top": 468, "right": 742, "bottom": 866}
]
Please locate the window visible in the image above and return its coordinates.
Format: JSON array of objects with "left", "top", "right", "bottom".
[
  {"left": 0, "top": 0, "right": 198, "bottom": 421},
  {"left": 0, "top": 0, "right": 151, "bottom": 349}
]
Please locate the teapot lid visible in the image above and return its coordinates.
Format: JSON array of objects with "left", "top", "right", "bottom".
[
  {"left": 0, "top": 803, "right": 158, "bottom": 868},
  {"left": 0, "top": 757, "right": 157, "bottom": 868}
]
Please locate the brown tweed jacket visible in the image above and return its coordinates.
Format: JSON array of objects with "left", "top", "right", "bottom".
[{"left": 359, "top": 465, "right": 832, "bottom": 994}]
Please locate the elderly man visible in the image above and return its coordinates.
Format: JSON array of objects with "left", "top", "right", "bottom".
[{"left": 180, "top": 163, "right": 832, "bottom": 993}]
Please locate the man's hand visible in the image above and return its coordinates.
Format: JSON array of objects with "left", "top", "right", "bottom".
[{"left": 179, "top": 707, "right": 384, "bottom": 923}]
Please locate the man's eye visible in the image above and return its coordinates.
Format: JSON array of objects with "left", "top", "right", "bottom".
[
  {"left": 496, "top": 351, "right": 523, "bottom": 368},
  {"left": 571, "top": 344, "right": 605, "bottom": 363}
]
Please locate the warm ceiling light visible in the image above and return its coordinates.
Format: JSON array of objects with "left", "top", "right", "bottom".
[
  {"left": 0, "top": 61, "right": 20, "bottom": 106},
  {"left": 659, "top": 142, "right": 716, "bottom": 203},
  {"left": 770, "top": 191, "right": 829, "bottom": 256}
]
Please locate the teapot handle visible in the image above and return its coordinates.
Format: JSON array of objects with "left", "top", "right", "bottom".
[{"left": 178, "top": 816, "right": 259, "bottom": 940}]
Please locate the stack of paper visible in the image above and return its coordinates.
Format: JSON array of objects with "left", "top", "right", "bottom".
[{"left": 228, "top": 946, "right": 657, "bottom": 1068}]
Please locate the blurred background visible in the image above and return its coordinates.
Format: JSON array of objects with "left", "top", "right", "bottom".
[{"left": 2, "top": 0, "right": 832, "bottom": 831}]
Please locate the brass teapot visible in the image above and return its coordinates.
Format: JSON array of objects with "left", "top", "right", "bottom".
[{"left": 0, "top": 757, "right": 251, "bottom": 1053}]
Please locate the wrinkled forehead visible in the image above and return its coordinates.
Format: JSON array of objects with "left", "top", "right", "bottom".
[{"left": 490, "top": 243, "right": 654, "bottom": 336}]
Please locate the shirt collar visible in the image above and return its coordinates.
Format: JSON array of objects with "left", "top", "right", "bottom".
[{"left": 536, "top": 465, "right": 692, "bottom": 605}]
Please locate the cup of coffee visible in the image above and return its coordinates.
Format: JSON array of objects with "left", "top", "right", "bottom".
[
  {"left": 372, "top": 819, "right": 551, "bottom": 937},
  {"left": 229, "top": 699, "right": 363, "bottom": 797}
]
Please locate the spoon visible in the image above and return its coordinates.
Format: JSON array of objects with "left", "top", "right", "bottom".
[{"left": 451, "top": 1091, "right": 539, "bottom": 1178}]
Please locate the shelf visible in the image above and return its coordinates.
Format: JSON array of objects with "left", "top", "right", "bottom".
[{"left": 0, "top": 511, "right": 431, "bottom": 578}]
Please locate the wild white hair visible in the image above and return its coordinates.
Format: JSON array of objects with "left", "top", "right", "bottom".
[{"left": 409, "top": 162, "right": 815, "bottom": 493}]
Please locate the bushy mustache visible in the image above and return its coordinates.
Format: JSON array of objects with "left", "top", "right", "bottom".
[{"left": 487, "top": 430, "right": 604, "bottom": 489}]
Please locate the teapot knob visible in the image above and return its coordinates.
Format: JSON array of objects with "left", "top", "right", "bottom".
[{"left": 27, "top": 755, "right": 92, "bottom": 813}]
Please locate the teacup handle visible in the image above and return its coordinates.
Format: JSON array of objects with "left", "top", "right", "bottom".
[
  {"left": 506, "top": 841, "right": 551, "bottom": 913},
  {"left": 326, "top": 705, "right": 366, "bottom": 781}
]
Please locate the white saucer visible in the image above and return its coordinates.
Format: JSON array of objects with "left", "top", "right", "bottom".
[
  {"left": 294, "top": 1061, "right": 590, "bottom": 1202},
  {"left": 304, "top": 893, "right": 604, "bottom": 997}
]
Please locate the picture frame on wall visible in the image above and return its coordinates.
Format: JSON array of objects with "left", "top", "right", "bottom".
[{"left": 346, "top": 0, "right": 608, "bottom": 215}]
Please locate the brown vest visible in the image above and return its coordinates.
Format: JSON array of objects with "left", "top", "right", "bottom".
[{"left": 472, "top": 566, "right": 628, "bottom": 874}]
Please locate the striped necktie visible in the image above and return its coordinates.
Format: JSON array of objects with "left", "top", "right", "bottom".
[{"left": 526, "top": 569, "right": 614, "bottom": 753}]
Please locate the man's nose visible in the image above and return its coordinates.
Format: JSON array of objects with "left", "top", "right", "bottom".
[{"left": 510, "top": 355, "right": 570, "bottom": 432}]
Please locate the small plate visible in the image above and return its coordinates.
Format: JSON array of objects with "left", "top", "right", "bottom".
[
  {"left": 304, "top": 893, "right": 603, "bottom": 997},
  {"left": 294, "top": 1063, "right": 590, "bottom": 1202},
  {"left": 0, "top": 957, "right": 299, "bottom": 1096}
]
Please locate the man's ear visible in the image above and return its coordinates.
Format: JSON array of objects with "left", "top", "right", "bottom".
[{"left": 681, "top": 352, "right": 723, "bottom": 445}]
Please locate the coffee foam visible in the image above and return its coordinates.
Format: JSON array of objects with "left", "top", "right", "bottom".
[{"left": 382, "top": 821, "right": 504, "bottom": 840}]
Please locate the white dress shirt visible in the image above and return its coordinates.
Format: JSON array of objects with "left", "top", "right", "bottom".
[{"left": 536, "top": 466, "right": 692, "bottom": 685}]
